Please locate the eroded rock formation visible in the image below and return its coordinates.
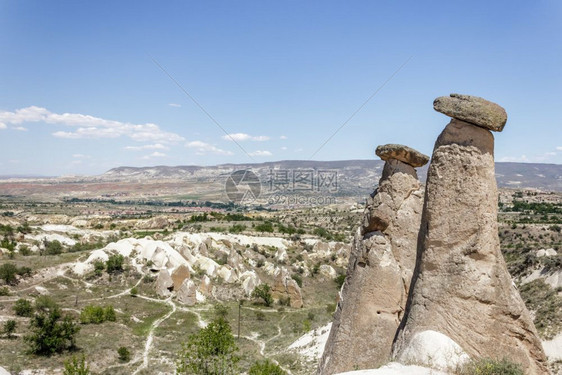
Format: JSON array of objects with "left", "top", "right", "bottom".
[
  {"left": 318, "top": 144, "right": 428, "bottom": 374},
  {"left": 392, "top": 94, "right": 548, "bottom": 374}
]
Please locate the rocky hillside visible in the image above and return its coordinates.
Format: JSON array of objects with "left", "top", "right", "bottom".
[{"left": 103, "top": 160, "right": 562, "bottom": 192}]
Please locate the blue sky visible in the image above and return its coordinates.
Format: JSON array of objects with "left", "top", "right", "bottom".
[{"left": 1, "top": 1, "right": 561, "bottom": 175}]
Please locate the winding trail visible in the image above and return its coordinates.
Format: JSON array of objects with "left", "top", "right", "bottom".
[{"left": 132, "top": 296, "right": 176, "bottom": 375}]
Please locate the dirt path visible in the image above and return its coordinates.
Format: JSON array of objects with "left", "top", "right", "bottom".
[
  {"left": 132, "top": 297, "right": 176, "bottom": 375},
  {"left": 241, "top": 313, "right": 293, "bottom": 375}
]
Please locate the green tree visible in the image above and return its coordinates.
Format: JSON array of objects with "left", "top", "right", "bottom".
[
  {"left": 176, "top": 317, "right": 239, "bottom": 374},
  {"left": 118, "top": 346, "right": 131, "bottom": 362},
  {"left": 0, "top": 263, "right": 18, "bottom": 285},
  {"left": 80, "top": 305, "right": 105, "bottom": 324},
  {"left": 25, "top": 307, "right": 80, "bottom": 355},
  {"left": 249, "top": 359, "right": 286, "bottom": 375},
  {"left": 104, "top": 305, "right": 116, "bottom": 322},
  {"left": 106, "top": 254, "right": 124, "bottom": 273},
  {"left": 255, "top": 221, "right": 274, "bottom": 233},
  {"left": 14, "top": 298, "right": 34, "bottom": 317},
  {"left": 93, "top": 260, "right": 105, "bottom": 276},
  {"left": 63, "top": 354, "right": 90, "bottom": 375},
  {"left": 45, "top": 240, "right": 63, "bottom": 255},
  {"left": 252, "top": 284, "right": 273, "bottom": 307},
  {"left": 3, "top": 320, "right": 17, "bottom": 339}
]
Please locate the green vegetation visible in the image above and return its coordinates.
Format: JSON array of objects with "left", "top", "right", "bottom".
[
  {"left": 176, "top": 317, "right": 239, "bottom": 374},
  {"left": 249, "top": 359, "right": 286, "bottom": 375},
  {"left": 14, "top": 298, "right": 34, "bottom": 317},
  {"left": 519, "top": 279, "right": 562, "bottom": 339},
  {"left": 335, "top": 274, "right": 346, "bottom": 289},
  {"left": 118, "top": 346, "right": 131, "bottom": 362},
  {"left": 44, "top": 239, "right": 63, "bottom": 255},
  {"left": 291, "top": 274, "right": 303, "bottom": 288},
  {"left": 25, "top": 306, "right": 80, "bottom": 355},
  {"left": 79, "top": 305, "right": 117, "bottom": 324},
  {"left": 458, "top": 357, "right": 523, "bottom": 375},
  {"left": 0, "top": 286, "right": 10, "bottom": 296},
  {"left": 252, "top": 284, "right": 273, "bottom": 307},
  {"left": 106, "top": 254, "right": 125, "bottom": 273},
  {"left": 0, "top": 262, "right": 31, "bottom": 285},
  {"left": 255, "top": 221, "right": 274, "bottom": 233},
  {"left": 35, "top": 295, "right": 58, "bottom": 313},
  {"left": 229, "top": 224, "right": 247, "bottom": 234},
  {"left": 63, "top": 354, "right": 90, "bottom": 375},
  {"left": 2, "top": 320, "right": 17, "bottom": 339}
]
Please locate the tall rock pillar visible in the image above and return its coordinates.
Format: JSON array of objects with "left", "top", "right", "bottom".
[
  {"left": 319, "top": 144, "right": 428, "bottom": 374},
  {"left": 392, "top": 94, "right": 548, "bottom": 374}
]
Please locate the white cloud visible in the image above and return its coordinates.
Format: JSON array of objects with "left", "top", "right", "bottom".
[
  {"left": 186, "top": 141, "right": 233, "bottom": 156},
  {"left": 0, "top": 123, "right": 6, "bottom": 129},
  {"left": 222, "top": 133, "right": 270, "bottom": 142},
  {"left": 0, "top": 106, "right": 184, "bottom": 143},
  {"left": 13, "top": 126, "right": 27, "bottom": 131},
  {"left": 168, "top": 103, "right": 182, "bottom": 108},
  {"left": 124, "top": 143, "right": 169, "bottom": 151},
  {"left": 141, "top": 151, "right": 167, "bottom": 160},
  {"left": 557, "top": 146, "right": 562, "bottom": 151},
  {"left": 280, "top": 135, "right": 287, "bottom": 140},
  {"left": 72, "top": 154, "right": 90, "bottom": 159},
  {"left": 249, "top": 150, "right": 272, "bottom": 156},
  {"left": 499, "top": 155, "right": 529, "bottom": 162},
  {"left": 281, "top": 146, "right": 288, "bottom": 150}
]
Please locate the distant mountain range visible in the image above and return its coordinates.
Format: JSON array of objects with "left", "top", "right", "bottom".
[{"left": 103, "top": 160, "right": 562, "bottom": 193}]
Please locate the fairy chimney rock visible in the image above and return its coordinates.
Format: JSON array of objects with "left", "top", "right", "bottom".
[
  {"left": 318, "top": 144, "right": 428, "bottom": 374},
  {"left": 392, "top": 95, "right": 548, "bottom": 374}
]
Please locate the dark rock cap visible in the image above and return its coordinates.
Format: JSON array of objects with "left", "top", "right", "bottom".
[
  {"left": 375, "top": 144, "right": 429, "bottom": 168},
  {"left": 433, "top": 93, "right": 507, "bottom": 132}
]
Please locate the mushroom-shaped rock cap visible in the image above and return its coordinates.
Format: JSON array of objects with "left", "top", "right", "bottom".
[
  {"left": 375, "top": 144, "right": 429, "bottom": 167},
  {"left": 433, "top": 93, "right": 507, "bottom": 132}
]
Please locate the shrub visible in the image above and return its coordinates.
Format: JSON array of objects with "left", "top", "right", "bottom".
[
  {"left": 0, "top": 263, "right": 18, "bottom": 285},
  {"left": 312, "top": 262, "right": 320, "bottom": 276},
  {"left": 45, "top": 240, "right": 63, "bottom": 255},
  {"left": 291, "top": 274, "right": 303, "bottom": 288},
  {"left": 249, "top": 359, "right": 286, "bottom": 375},
  {"left": 0, "top": 286, "right": 10, "bottom": 296},
  {"left": 252, "top": 284, "right": 273, "bottom": 307},
  {"left": 25, "top": 307, "right": 80, "bottom": 355},
  {"left": 335, "top": 274, "right": 346, "bottom": 289},
  {"left": 255, "top": 311, "right": 266, "bottom": 321},
  {"left": 3, "top": 320, "right": 17, "bottom": 338},
  {"left": 458, "top": 357, "right": 523, "bottom": 375},
  {"left": 229, "top": 224, "right": 246, "bottom": 234},
  {"left": 118, "top": 346, "right": 131, "bottom": 362},
  {"left": 104, "top": 305, "right": 116, "bottom": 322},
  {"left": 130, "top": 287, "right": 138, "bottom": 297},
  {"left": 19, "top": 245, "right": 31, "bottom": 256},
  {"left": 519, "top": 279, "right": 562, "bottom": 339},
  {"left": 255, "top": 222, "right": 274, "bottom": 233},
  {"left": 93, "top": 260, "right": 105, "bottom": 276},
  {"left": 63, "top": 354, "right": 90, "bottom": 375},
  {"left": 14, "top": 298, "right": 34, "bottom": 317},
  {"left": 35, "top": 295, "right": 58, "bottom": 313},
  {"left": 106, "top": 254, "right": 124, "bottom": 273},
  {"left": 80, "top": 305, "right": 116, "bottom": 324},
  {"left": 302, "top": 319, "right": 311, "bottom": 332},
  {"left": 176, "top": 317, "right": 239, "bottom": 374}
]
